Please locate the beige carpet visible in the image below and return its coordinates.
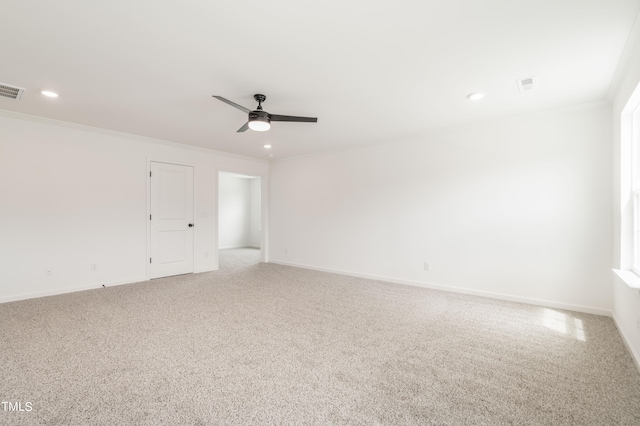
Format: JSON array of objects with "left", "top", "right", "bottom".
[{"left": 1, "top": 248, "right": 640, "bottom": 425}]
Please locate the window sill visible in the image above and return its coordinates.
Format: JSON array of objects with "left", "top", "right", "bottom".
[{"left": 613, "top": 269, "right": 640, "bottom": 290}]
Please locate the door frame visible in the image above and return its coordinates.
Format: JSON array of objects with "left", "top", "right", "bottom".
[
  {"left": 146, "top": 159, "right": 196, "bottom": 280},
  {"left": 216, "top": 167, "right": 269, "bottom": 265}
]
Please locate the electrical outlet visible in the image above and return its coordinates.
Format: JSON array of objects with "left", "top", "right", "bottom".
[
  {"left": 285, "top": 248, "right": 289, "bottom": 255},
  {"left": 90, "top": 263, "right": 98, "bottom": 271},
  {"left": 423, "top": 261, "right": 431, "bottom": 271},
  {"left": 204, "top": 252, "right": 209, "bottom": 258},
  {"left": 45, "top": 267, "right": 53, "bottom": 277}
]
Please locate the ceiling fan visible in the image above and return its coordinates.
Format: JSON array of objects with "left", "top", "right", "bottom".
[{"left": 212, "top": 94, "right": 317, "bottom": 132}]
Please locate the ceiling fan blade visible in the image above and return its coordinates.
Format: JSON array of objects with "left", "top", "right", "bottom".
[
  {"left": 270, "top": 114, "right": 318, "bottom": 123},
  {"left": 236, "top": 122, "right": 250, "bottom": 132},
  {"left": 212, "top": 96, "right": 252, "bottom": 114}
]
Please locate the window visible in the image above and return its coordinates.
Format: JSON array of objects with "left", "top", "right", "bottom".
[
  {"left": 634, "top": 191, "right": 640, "bottom": 273},
  {"left": 632, "top": 103, "right": 640, "bottom": 274},
  {"left": 617, "top": 81, "right": 640, "bottom": 280}
]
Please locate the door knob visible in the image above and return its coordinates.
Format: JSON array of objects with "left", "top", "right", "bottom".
[{"left": 188, "top": 223, "right": 194, "bottom": 227}]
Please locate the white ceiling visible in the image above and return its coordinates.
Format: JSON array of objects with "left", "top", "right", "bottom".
[{"left": 1, "top": 0, "right": 639, "bottom": 160}]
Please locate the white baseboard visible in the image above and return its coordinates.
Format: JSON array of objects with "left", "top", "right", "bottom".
[
  {"left": 219, "top": 245, "right": 260, "bottom": 250},
  {"left": 194, "top": 267, "right": 218, "bottom": 274},
  {"left": 0, "top": 276, "right": 149, "bottom": 304},
  {"left": 4, "top": 260, "right": 612, "bottom": 319},
  {"left": 612, "top": 313, "right": 640, "bottom": 374},
  {"left": 269, "top": 259, "right": 612, "bottom": 317}
]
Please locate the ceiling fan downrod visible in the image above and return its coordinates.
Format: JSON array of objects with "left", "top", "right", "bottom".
[{"left": 254, "top": 94, "right": 266, "bottom": 110}]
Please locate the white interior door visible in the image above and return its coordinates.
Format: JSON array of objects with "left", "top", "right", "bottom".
[{"left": 150, "top": 162, "right": 194, "bottom": 279}]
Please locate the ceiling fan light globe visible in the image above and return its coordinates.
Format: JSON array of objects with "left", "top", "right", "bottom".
[{"left": 248, "top": 118, "right": 271, "bottom": 131}]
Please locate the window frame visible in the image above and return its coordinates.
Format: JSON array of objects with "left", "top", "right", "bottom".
[{"left": 631, "top": 103, "right": 640, "bottom": 275}]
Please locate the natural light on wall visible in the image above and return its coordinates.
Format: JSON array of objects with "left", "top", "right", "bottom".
[{"left": 541, "top": 309, "right": 586, "bottom": 341}]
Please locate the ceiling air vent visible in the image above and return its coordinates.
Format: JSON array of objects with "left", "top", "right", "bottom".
[
  {"left": 517, "top": 76, "right": 536, "bottom": 93},
  {"left": 0, "top": 83, "right": 25, "bottom": 100}
]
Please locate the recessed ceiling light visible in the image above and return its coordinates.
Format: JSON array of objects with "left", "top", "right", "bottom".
[
  {"left": 467, "top": 92, "right": 485, "bottom": 101},
  {"left": 41, "top": 90, "right": 59, "bottom": 98},
  {"left": 264, "top": 144, "right": 272, "bottom": 149}
]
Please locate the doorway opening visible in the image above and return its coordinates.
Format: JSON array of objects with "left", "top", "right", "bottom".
[{"left": 218, "top": 172, "right": 262, "bottom": 269}]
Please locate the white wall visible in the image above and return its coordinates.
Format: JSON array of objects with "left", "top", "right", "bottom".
[
  {"left": 0, "top": 112, "right": 268, "bottom": 303},
  {"left": 270, "top": 103, "right": 612, "bottom": 314},
  {"left": 249, "top": 178, "right": 261, "bottom": 248},
  {"left": 218, "top": 173, "right": 261, "bottom": 249},
  {"left": 611, "top": 18, "right": 640, "bottom": 367}
]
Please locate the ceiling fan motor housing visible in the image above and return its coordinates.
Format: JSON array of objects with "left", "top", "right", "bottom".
[{"left": 250, "top": 109, "right": 270, "bottom": 123}]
